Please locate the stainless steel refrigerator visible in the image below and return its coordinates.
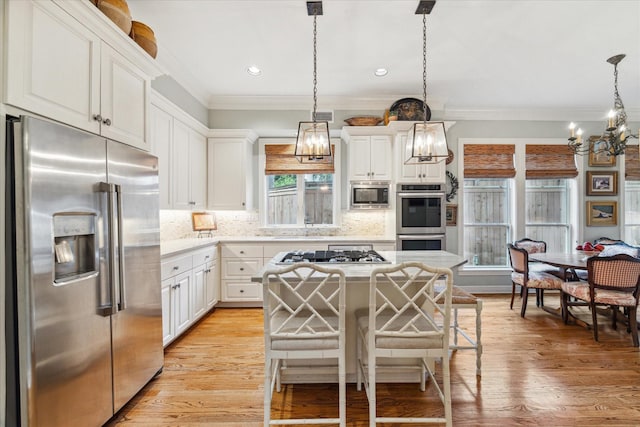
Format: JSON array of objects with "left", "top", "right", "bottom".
[{"left": 5, "top": 116, "right": 163, "bottom": 426}]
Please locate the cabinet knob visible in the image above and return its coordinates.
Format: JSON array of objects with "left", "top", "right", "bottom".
[
  {"left": 242, "top": 202, "right": 245, "bottom": 206},
  {"left": 103, "top": 118, "right": 112, "bottom": 126},
  {"left": 239, "top": 267, "right": 244, "bottom": 271},
  {"left": 205, "top": 255, "right": 210, "bottom": 259},
  {"left": 93, "top": 114, "right": 102, "bottom": 122},
  {"left": 172, "top": 266, "right": 179, "bottom": 270},
  {"left": 240, "top": 289, "right": 244, "bottom": 293},
  {"left": 240, "top": 251, "right": 245, "bottom": 254}
]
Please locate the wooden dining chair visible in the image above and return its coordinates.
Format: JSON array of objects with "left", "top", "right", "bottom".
[
  {"left": 355, "top": 262, "right": 453, "bottom": 427},
  {"left": 514, "top": 237, "right": 565, "bottom": 287},
  {"left": 262, "top": 262, "right": 346, "bottom": 426},
  {"left": 561, "top": 254, "right": 640, "bottom": 347},
  {"left": 507, "top": 244, "right": 565, "bottom": 317}
]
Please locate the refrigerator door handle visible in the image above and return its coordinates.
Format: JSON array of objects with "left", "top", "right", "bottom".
[
  {"left": 115, "top": 184, "right": 127, "bottom": 311},
  {"left": 99, "top": 181, "right": 119, "bottom": 315}
]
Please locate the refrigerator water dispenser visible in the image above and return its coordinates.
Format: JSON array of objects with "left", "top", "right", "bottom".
[{"left": 53, "top": 213, "right": 97, "bottom": 284}]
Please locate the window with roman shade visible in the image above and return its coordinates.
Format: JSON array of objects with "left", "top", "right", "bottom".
[
  {"left": 525, "top": 144, "right": 578, "bottom": 179},
  {"left": 463, "top": 144, "right": 515, "bottom": 178},
  {"left": 264, "top": 144, "right": 335, "bottom": 175},
  {"left": 625, "top": 145, "right": 640, "bottom": 181}
]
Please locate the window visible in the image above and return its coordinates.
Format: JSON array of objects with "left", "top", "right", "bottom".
[
  {"left": 261, "top": 139, "right": 340, "bottom": 227},
  {"left": 463, "top": 178, "right": 512, "bottom": 267},
  {"left": 462, "top": 143, "right": 515, "bottom": 267},
  {"left": 624, "top": 146, "right": 640, "bottom": 244},
  {"left": 266, "top": 174, "right": 334, "bottom": 225},
  {"left": 525, "top": 179, "right": 571, "bottom": 252}
]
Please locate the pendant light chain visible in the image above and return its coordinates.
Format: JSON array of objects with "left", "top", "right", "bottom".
[
  {"left": 422, "top": 11, "right": 427, "bottom": 126},
  {"left": 312, "top": 13, "right": 318, "bottom": 122},
  {"left": 612, "top": 62, "right": 627, "bottom": 126}
]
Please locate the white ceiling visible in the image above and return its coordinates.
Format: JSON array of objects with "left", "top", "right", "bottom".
[{"left": 127, "top": 0, "right": 640, "bottom": 120}]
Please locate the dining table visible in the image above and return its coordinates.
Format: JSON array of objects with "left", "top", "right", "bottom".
[{"left": 528, "top": 250, "right": 601, "bottom": 328}]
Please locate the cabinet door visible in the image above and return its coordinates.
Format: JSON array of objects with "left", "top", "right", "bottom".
[
  {"left": 348, "top": 136, "right": 373, "bottom": 180},
  {"left": 5, "top": 0, "right": 101, "bottom": 134},
  {"left": 151, "top": 105, "right": 173, "bottom": 209},
  {"left": 208, "top": 140, "right": 247, "bottom": 210},
  {"left": 161, "top": 279, "right": 174, "bottom": 346},
  {"left": 173, "top": 271, "right": 192, "bottom": 336},
  {"left": 369, "top": 135, "right": 392, "bottom": 180},
  {"left": 192, "top": 263, "right": 207, "bottom": 320},
  {"left": 171, "top": 119, "right": 192, "bottom": 209},
  {"left": 189, "top": 130, "right": 207, "bottom": 209},
  {"left": 396, "top": 134, "right": 421, "bottom": 182},
  {"left": 205, "top": 261, "right": 219, "bottom": 308},
  {"left": 100, "top": 43, "right": 150, "bottom": 150},
  {"left": 420, "top": 161, "right": 446, "bottom": 183}
]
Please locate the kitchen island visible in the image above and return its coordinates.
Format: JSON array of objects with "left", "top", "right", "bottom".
[{"left": 252, "top": 250, "right": 467, "bottom": 383}]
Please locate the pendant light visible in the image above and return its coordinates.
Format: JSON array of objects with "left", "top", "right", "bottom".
[
  {"left": 405, "top": 0, "right": 448, "bottom": 165},
  {"left": 294, "top": 1, "right": 332, "bottom": 164}
]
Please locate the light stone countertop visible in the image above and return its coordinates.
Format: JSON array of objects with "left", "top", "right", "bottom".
[
  {"left": 161, "top": 235, "right": 396, "bottom": 257},
  {"left": 252, "top": 250, "right": 468, "bottom": 282}
]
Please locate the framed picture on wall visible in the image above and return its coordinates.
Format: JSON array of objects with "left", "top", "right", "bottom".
[
  {"left": 588, "top": 136, "right": 616, "bottom": 166},
  {"left": 586, "top": 171, "right": 618, "bottom": 196},
  {"left": 586, "top": 201, "right": 617, "bottom": 226},
  {"left": 446, "top": 204, "right": 458, "bottom": 226}
]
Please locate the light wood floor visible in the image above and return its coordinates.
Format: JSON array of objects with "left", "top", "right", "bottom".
[{"left": 105, "top": 294, "right": 640, "bottom": 426}]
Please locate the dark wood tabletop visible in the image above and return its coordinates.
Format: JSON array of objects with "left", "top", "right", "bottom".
[{"left": 529, "top": 251, "right": 600, "bottom": 270}]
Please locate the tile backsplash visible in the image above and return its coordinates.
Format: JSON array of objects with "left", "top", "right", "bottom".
[{"left": 159, "top": 210, "right": 392, "bottom": 241}]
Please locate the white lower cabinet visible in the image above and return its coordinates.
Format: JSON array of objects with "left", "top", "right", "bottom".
[
  {"left": 221, "top": 243, "right": 263, "bottom": 302},
  {"left": 161, "top": 244, "right": 218, "bottom": 347}
]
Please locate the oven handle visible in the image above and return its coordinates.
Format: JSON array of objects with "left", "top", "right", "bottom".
[
  {"left": 397, "top": 192, "right": 445, "bottom": 198},
  {"left": 397, "top": 234, "right": 446, "bottom": 240}
]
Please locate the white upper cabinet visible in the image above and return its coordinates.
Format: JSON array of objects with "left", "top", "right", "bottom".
[
  {"left": 343, "top": 128, "right": 393, "bottom": 182},
  {"left": 395, "top": 133, "right": 446, "bottom": 183},
  {"left": 151, "top": 94, "right": 208, "bottom": 210},
  {"left": 4, "top": 0, "right": 161, "bottom": 151},
  {"left": 207, "top": 131, "right": 258, "bottom": 210}
]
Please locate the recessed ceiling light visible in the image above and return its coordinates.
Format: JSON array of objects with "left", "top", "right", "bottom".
[
  {"left": 247, "top": 65, "right": 262, "bottom": 76},
  {"left": 374, "top": 68, "right": 388, "bottom": 77}
]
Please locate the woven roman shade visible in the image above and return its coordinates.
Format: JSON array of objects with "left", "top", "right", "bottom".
[
  {"left": 525, "top": 144, "right": 578, "bottom": 179},
  {"left": 625, "top": 145, "right": 640, "bottom": 181},
  {"left": 464, "top": 144, "right": 516, "bottom": 178},
  {"left": 265, "top": 144, "right": 335, "bottom": 175}
]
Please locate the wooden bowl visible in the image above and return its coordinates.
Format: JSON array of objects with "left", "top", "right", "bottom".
[
  {"left": 130, "top": 21, "right": 157, "bottom": 59},
  {"left": 94, "top": 0, "right": 132, "bottom": 35},
  {"left": 344, "top": 116, "right": 384, "bottom": 126}
]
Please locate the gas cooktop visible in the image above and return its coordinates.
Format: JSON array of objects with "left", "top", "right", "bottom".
[{"left": 277, "top": 249, "right": 389, "bottom": 265}]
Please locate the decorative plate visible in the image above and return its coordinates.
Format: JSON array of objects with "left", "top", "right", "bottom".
[
  {"left": 446, "top": 148, "right": 454, "bottom": 165},
  {"left": 390, "top": 97, "right": 431, "bottom": 121}
]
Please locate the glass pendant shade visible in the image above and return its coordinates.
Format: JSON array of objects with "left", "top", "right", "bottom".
[
  {"left": 405, "top": 121, "right": 448, "bottom": 164},
  {"left": 294, "top": 120, "right": 332, "bottom": 163}
]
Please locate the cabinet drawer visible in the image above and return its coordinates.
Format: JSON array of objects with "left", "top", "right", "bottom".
[
  {"left": 222, "top": 244, "right": 263, "bottom": 258},
  {"left": 192, "top": 246, "right": 217, "bottom": 266},
  {"left": 223, "top": 258, "right": 262, "bottom": 277},
  {"left": 161, "top": 254, "right": 192, "bottom": 279},
  {"left": 224, "top": 281, "right": 262, "bottom": 300}
]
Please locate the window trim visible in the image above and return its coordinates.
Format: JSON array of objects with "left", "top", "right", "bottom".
[{"left": 258, "top": 137, "right": 341, "bottom": 229}]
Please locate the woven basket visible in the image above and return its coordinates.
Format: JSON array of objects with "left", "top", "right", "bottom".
[
  {"left": 94, "top": 0, "right": 132, "bottom": 35},
  {"left": 130, "top": 21, "right": 157, "bottom": 59},
  {"left": 344, "top": 116, "right": 384, "bottom": 126}
]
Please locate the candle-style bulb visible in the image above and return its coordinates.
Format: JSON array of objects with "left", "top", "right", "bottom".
[
  {"left": 576, "top": 128, "right": 583, "bottom": 145},
  {"left": 569, "top": 122, "right": 576, "bottom": 138},
  {"left": 607, "top": 110, "right": 616, "bottom": 130}
]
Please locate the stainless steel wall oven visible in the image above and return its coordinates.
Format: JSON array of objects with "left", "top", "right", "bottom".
[{"left": 396, "top": 183, "right": 446, "bottom": 250}]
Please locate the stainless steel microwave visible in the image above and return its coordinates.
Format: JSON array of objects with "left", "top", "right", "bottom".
[{"left": 350, "top": 181, "right": 390, "bottom": 209}]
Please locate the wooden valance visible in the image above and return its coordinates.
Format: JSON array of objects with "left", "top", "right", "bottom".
[
  {"left": 525, "top": 144, "right": 578, "bottom": 179},
  {"left": 463, "top": 144, "right": 516, "bottom": 178},
  {"left": 265, "top": 144, "right": 335, "bottom": 175},
  {"left": 625, "top": 145, "right": 640, "bottom": 181}
]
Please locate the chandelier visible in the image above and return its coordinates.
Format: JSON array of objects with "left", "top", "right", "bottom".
[
  {"left": 568, "top": 54, "right": 638, "bottom": 156},
  {"left": 294, "top": 1, "right": 332, "bottom": 164},
  {"left": 405, "top": 0, "right": 448, "bottom": 164}
]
